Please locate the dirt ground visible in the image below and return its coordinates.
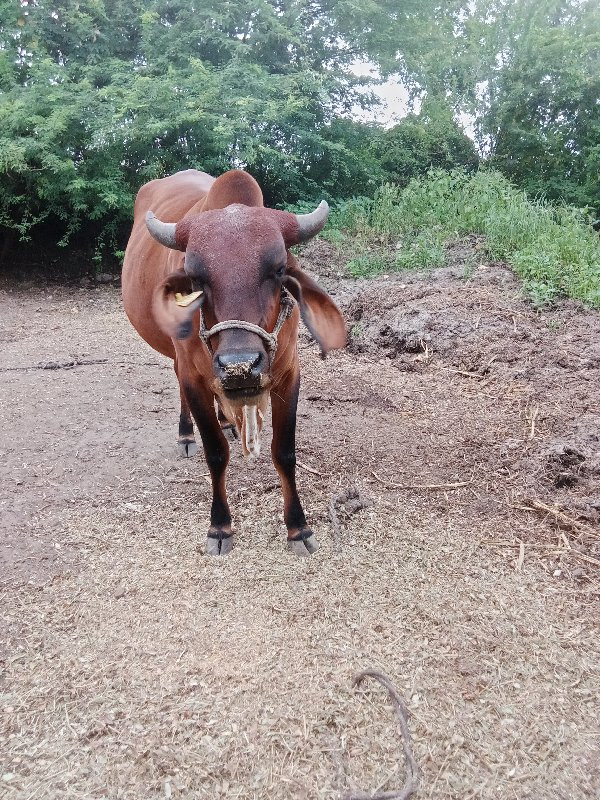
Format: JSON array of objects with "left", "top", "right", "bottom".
[{"left": 1, "top": 241, "right": 599, "bottom": 799}]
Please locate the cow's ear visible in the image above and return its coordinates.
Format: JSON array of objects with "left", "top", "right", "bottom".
[
  {"left": 284, "top": 264, "right": 346, "bottom": 357},
  {"left": 152, "top": 271, "right": 204, "bottom": 341}
]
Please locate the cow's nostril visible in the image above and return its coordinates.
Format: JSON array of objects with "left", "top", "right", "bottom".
[{"left": 217, "top": 352, "right": 263, "bottom": 373}]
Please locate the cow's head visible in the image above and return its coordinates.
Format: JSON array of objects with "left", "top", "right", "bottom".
[{"left": 147, "top": 202, "right": 346, "bottom": 404}]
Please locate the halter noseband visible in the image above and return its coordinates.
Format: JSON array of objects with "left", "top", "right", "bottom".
[{"left": 199, "top": 287, "right": 296, "bottom": 358}]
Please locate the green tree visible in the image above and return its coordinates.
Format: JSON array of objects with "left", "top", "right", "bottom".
[
  {"left": 372, "top": 98, "right": 479, "bottom": 186},
  {"left": 0, "top": 0, "right": 394, "bottom": 264},
  {"left": 478, "top": 0, "right": 600, "bottom": 213},
  {"left": 3, "top": 0, "right": 597, "bottom": 273},
  {"left": 346, "top": 0, "right": 600, "bottom": 215}
]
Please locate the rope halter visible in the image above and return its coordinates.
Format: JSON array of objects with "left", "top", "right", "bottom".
[{"left": 199, "top": 287, "right": 296, "bottom": 359}]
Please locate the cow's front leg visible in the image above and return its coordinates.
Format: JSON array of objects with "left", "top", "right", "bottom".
[
  {"left": 177, "top": 384, "right": 199, "bottom": 458},
  {"left": 271, "top": 375, "right": 318, "bottom": 557},
  {"left": 174, "top": 357, "right": 198, "bottom": 458},
  {"left": 183, "top": 378, "right": 233, "bottom": 556}
]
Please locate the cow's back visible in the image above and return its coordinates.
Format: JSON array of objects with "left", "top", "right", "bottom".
[{"left": 122, "top": 170, "right": 215, "bottom": 358}]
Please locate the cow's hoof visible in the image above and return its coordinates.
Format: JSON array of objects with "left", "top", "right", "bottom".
[
  {"left": 177, "top": 439, "right": 198, "bottom": 458},
  {"left": 205, "top": 531, "right": 234, "bottom": 556},
  {"left": 287, "top": 531, "right": 318, "bottom": 557}
]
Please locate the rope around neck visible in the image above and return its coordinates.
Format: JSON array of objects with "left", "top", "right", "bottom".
[{"left": 199, "top": 287, "right": 296, "bottom": 358}]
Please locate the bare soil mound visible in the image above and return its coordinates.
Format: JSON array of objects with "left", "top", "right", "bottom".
[
  {"left": 308, "top": 238, "right": 600, "bottom": 540},
  {"left": 1, "top": 244, "right": 599, "bottom": 798}
]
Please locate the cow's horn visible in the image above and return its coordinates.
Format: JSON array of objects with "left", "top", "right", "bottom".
[
  {"left": 145, "top": 211, "right": 178, "bottom": 249},
  {"left": 295, "top": 201, "right": 329, "bottom": 242}
]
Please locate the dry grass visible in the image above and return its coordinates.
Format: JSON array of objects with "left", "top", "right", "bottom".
[
  {"left": 1, "top": 270, "right": 600, "bottom": 799},
  {"left": 2, "top": 492, "right": 599, "bottom": 799}
]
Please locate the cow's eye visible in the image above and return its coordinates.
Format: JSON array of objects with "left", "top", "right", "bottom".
[{"left": 275, "top": 264, "right": 286, "bottom": 279}]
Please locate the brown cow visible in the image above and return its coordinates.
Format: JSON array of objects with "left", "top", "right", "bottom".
[{"left": 122, "top": 169, "right": 345, "bottom": 556}]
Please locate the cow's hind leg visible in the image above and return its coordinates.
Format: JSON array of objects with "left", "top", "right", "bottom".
[
  {"left": 216, "top": 401, "right": 239, "bottom": 441},
  {"left": 175, "top": 362, "right": 198, "bottom": 458},
  {"left": 183, "top": 377, "right": 233, "bottom": 556},
  {"left": 271, "top": 375, "right": 318, "bottom": 557}
]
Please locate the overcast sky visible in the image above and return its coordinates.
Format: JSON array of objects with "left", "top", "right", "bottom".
[
  {"left": 350, "top": 61, "right": 421, "bottom": 127},
  {"left": 351, "top": 61, "right": 476, "bottom": 141}
]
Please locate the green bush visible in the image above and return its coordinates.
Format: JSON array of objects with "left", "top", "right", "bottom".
[
  {"left": 325, "top": 169, "right": 600, "bottom": 307},
  {"left": 395, "top": 232, "right": 445, "bottom": 271},
  {"left": 372, "top": 99, "right": 479, "bottom": 187},
  {"left": 347, "top": 253, "right": 393, "bottom": 278}
]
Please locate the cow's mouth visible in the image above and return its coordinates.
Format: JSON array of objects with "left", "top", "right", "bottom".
[
  {"left": 223, "top": 386, "right": 263, "bottom": 400},
  {"left": 214, "top": 372, "right": 271, "bottom": 403}
]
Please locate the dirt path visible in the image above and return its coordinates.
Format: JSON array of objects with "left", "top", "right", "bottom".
[{"left": 1, "top": 257, "right": 599, "bottom": 799}]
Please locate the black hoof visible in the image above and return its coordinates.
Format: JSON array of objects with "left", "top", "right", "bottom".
[
  {"left": 177, "top": 438, "right": 198, "bottom": 458},
  {"left": 287, "top": 530, "right": 318, "bottom": 557},
  {"left": 205, "top": 531, "right": 234, "bottom": 556}
]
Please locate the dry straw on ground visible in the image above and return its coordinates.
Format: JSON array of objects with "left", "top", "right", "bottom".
[
  {"left": 344, "top": 671, "right": 419, "bottom": 800},
  {"left": 2, "top": 247, "right": 600, "bottom": 798}
]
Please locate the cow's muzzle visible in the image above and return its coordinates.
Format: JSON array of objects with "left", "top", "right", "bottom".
[{"left": 215, "top": 350, "right": 266, "bottom": 398}]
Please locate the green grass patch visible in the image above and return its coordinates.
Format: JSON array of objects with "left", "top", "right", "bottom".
[{"left": 325, "top": 170, "right": 600, "bottom": 307}]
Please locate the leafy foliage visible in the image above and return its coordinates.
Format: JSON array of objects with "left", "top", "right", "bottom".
[
  {"left": 0, "top": 0, "right": 599, "bottom": 276},
  {"left": 351, "top": 1, "right": 600, "bottom": 217},
  {"left": 473, "top": 0, "right": 600, "bottom": 214},
  {"left": 372, "top": 98, "right": 479, "bottom": 186},
  {"left": 0, "top": 0, "right": 390, "bottom": 262},
  {"left": 326, "top": 170, "right": 600, "bottom": 307}
]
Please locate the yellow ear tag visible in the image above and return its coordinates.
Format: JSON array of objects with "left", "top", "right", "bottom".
[{"left": 174, "top": 290, "right": 203, "bottom": 307}]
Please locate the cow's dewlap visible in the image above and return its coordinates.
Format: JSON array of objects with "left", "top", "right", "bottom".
[{"left": 243, "top": 404, "right": 261, "bottom": 459}]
